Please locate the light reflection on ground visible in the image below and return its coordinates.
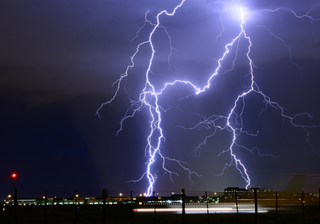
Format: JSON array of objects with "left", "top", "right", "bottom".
[{"left": 134, "top": 203, "right": 269, "bottom": 214}]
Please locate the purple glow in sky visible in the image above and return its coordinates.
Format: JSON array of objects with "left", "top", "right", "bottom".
[
  {"left": 97, "top": 0, "right": 320, "bottom": 194},
  {"left": 1, "top": 0, "right": 320, "bottom": 194}
]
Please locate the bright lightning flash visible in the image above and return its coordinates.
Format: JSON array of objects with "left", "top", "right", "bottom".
[{"left": 97, "top": 1, "right": 320, "bottom": 196}]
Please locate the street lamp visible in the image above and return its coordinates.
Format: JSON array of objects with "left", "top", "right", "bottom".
[
  {"left": 7, "top": 195, "right": 12, "bottom": 206},
  {"left": 75, "top": 194, "right": 79, "bottom": 205}
]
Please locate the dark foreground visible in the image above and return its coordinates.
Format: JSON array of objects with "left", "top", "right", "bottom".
[{"left": 1, "top": 205, "right": 320, "bottom": 224}]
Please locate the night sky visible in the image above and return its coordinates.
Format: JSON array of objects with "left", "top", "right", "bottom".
[{"left": 1, "top": 0, "right": 320, "bottom": 196}]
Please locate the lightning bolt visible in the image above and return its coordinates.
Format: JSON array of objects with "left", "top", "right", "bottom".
[
  {"left": 97, "top": 1, "right": 320, "bottom": 196},
  {"left": 267, "top": 4, "right": 320, "bottom": 42}
]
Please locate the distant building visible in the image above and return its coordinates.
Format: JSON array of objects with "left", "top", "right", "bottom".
[
  {"left": 223, "top": 187, "right": 273, "bottom": 199},
  {"left": 224, "top": 187, "right": 249, "bottom": 199}
]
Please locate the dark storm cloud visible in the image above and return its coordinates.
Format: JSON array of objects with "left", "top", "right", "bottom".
[
  {"left": 1, "top": 0, "right": 318, "bottom": 103},
  {"left": 0, "top": 1, "right": 153, "bottom": 104}
]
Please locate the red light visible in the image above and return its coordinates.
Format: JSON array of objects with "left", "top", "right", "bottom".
[{"left": 11, "top": 173, "right": 17, "bottom": 178}]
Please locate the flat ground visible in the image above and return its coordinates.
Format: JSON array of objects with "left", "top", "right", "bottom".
[{"left": 0, "top": 205, "right": 319, "bottom": 224}]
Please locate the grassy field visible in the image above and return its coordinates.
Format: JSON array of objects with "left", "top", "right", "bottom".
[{"left": 1, "top": 205, "right": 319, "bottom": 224}]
